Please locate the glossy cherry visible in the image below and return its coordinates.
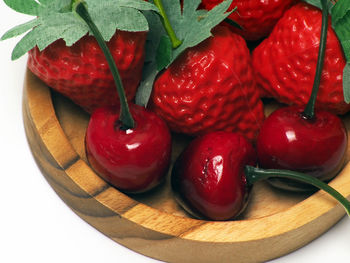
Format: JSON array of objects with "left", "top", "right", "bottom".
[
  {"left": 86, "top": 105, "right": 171, "bottom": 193},
  {"left": 257, "top": 106, "right": 347, "bottom": 191},
  {"left": 171, "top": 131, "right": 256, "bottom": 220},
  {"left": 75, "top": 2, "right": 172, "bottom": 193},
  {"left": 172, "top": 131, "right": 350, "bottom": 221},
  {"left": 256, "top": 0, "right": 348, "bottom": 191}
]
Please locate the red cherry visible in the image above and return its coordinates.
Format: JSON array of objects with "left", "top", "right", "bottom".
[
  {"left": 85, "top": 104, "right": 172, "bottom": 193},
  {"left": 255, "top": 0, "right": 348, "bottom": 191},
  {"left": 257, "top": 106, "right": 347, "bottom": 191},
  {"left": 171, "top": 131, "right": 350, "bottom": 220},
  {"left": 171, "top": 131, "right": 257, "bottom": 221},
  {"left": 74, "top": 2, "right": 175, "bottom": 194}
]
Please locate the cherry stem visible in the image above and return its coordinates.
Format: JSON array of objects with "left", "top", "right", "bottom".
[
  {"left": 153, "top": 0, "right": 182, "bottom": 48},
  {"left": 302, "top": 0, "right": 329, "bottom": 120},
  {"left": 245, "top": 166, "right": 350, "bottom": 216},
  {"left": 74, "top": 1, "right": 134, "bottom": 129}
]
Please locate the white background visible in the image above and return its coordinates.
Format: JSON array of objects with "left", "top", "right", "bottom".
[{"left": 1, "top": 2, "right": 350, "bottom": 263}]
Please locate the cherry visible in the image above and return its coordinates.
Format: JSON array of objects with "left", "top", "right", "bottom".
[
  {"left": 85, "top": 105, "right": 171, "bottom": 193},
  {"left": 172, "top": 131, "right": 350, "bottom": 221},
  {"left": 75, "top": 2, "right": 172, "bottom": 193},
  {"left": 256, "top": 0, "right": 348, "bottom": 191},
  {"left": 257, "top": 106, "right": 347, "bottom": 191},
  {"left": 171, "top": 131, "right": 256, "bottom": 220}
]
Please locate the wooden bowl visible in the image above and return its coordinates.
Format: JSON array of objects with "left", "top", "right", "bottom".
[{"left": 23, "top": 69, "right": 350, "bottom": 263}]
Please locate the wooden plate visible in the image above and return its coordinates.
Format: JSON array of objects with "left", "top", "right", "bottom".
[{"left": 23, "top": 69, "right": 350, "bottom": 263}]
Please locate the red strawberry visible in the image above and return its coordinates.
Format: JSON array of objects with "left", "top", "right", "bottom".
[
  {"left": 252, "top": 2, "right": 348, "bottom": 115},
  {"left": 149, "top": 26, "right": 265, "bottom": 142},
  {"left": 201, "top": 0, "right": 297, "bottom": 41},
  {"left": 28, "top": 30, "right": 147, "bottom": 113},
  {"left": 1, "top": 1, "right": 156, "bottom": 113}
]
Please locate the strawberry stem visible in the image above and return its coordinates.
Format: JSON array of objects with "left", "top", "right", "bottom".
[
  {"left": 302, "top": 0, "right": 329, "bottom": 120},
  {"left": 74, "top": 1, "right": 134, "bottom": 129},
  {"left": 154, "top": 0, "right": 182, "bottom": 48},
  {"left": 245, "top": 166, "right": 350, "bottom": 216}
]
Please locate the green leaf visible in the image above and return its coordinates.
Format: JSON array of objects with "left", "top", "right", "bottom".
[
  {"left": 224, "top": 17, "right": 243, "bottom": 30},
  {"left": 39, "top": 0, "right": 71, "bottom": 14},
  {"left": 302, "top": 0, "right": 334, "bottom": 12},
  {"left": 330, "top": 0, "right": 350, "bottom": 104},
  {"left": 111, "top": 0, "right": 159, "bottom": 12},
  {"left": 156, "top": 35, "right": 173, "bottom": 71},
  {"left": 11, "top": 28, "right": 38, "bottom": 60},
  {"left": 2, "top": 0, "right": 156, "bottom": 60},
  {"left": 89, "top": 7, "right": 149, "bottom": 41},
  {"left": 163, "top": 0, "right": 233, "bottom": 64},
  {"left": 333, "top": 21, "right": 350, "bottom": 61},
  {"left": 343, "top": 63, "right": 350, "bottom": 103},
  {"left": 61, "top": 26, "right": 89, "bottom": 47},
  {"left": 1, "top": 19, "right": 39, "bottom": 40},
  {"left": 135, "top": 62, "right": 159, "bottom": 107},
  {"left": 143, "top": 11, "right": 166, "bottom": 63},
  {"left": 86, "top": 0, "right": 158, "bottom": 35},
  {"left": 38, "top": 0, "right": 50, "bottom": 4},
  {"left": 330, "top": 0, "right": 349, "bottom": 25},
  {"left": 37, "top": 13, "right": 86, "bottom": 51},
  {"left": 135, "top": 11, "right": 164, "bottom": 107},
  {"left": 136, "top": 0, "right": 233, "bottom": 107},
  {"left": 4, "top": 0, "right": 41, "bottom": 16},
  {"left": 331, "top": 0, "right": 350, "bottom": 61}
]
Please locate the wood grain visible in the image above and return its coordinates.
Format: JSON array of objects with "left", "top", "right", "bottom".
[{"left": 23, "top": 69, "right": 350, "bottom": 263}]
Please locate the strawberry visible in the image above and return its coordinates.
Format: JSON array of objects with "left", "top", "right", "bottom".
[
  {"left": 27, "top": 31, "right": 146, "bottom": 113},
  {"left": 149, "top": 26, "right": 265, "bottom": 142},
  {"left": 201, "top": 0, "right": 297, "bottom": 41},
  {"left": 1, "top": 0, "right": 157, "bottom": 113},
  {"left": 252, "top": 2, "right": 349, "bottom": 115}
]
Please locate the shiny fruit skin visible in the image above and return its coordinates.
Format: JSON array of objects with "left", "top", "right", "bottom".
[
  {"left": 150, "top": 26, "right": 265, "bottom": 142},
  {"left": 171, "top": 131, "right": 257, "bottom": 220},
  {"left": 257, "top": 106, "right": 348, "bottom": 191},
  {"left": 201, "top": 0, "right": 296, "bottom": 41},
  {"left": 85, "top": 104, "right": 172, "bottom": 193},
  {"left": 252, "top": 3, "right": 349, "bottom": 115},
  {"left": 28, "top": 31, "right": 147, "bottom": 113}
]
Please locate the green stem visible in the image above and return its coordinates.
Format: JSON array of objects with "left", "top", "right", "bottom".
[
  {"left": 245, "top": 166, "right": 350, "bottom": 216},
  {"left": 302, "top": 0, "right": 329, "bottom": 119},
  {"left": 74, "top": 1, "right": 134, "bottom": 129},
  {"left": 154, "top": 0, "right": 182, "bottom": 48}
]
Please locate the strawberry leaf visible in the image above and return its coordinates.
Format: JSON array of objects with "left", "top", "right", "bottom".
[
  {"left": 156, "top": 35, "right": 173, "bottom": 70},
  {"left": 38, "top": 0, "right": 50, "bottom": 4},
  {"left": 9, "top": 11, "right": 86, "bottom": 60},
  {"left": 112, "top": 0, "right": 159, "bottom": 11},
  {"left": 343, "top": 63, "right": 350, "bottom": 103},
  {"left": 143, "top": 11, "right": 165, "bottom": 64},
  {"left": 332, "top": 15, "right": 350, "bottom": 61},
  {"left": 11, "top": 29, "right": 38, "bottom": 60},
  {"left": 135, "top": 11, "right": 164, "bottom": 107},
  {"left": 330, "top": 0, "right": 350, "bottom": 103},
  {"left": 302, "top": 0, "right": 334, "bottom": 12},
  {"left": 87, "top": 0, "right": 158, "bottom": 40},
  {"left": 38, "top": 0, "right": 71, "bottom": 15},
  {"left": 0, "top": 19, "right": 39, "bottom": 40},
  {"left": 3, "top": 0, "right": 41, "bottom": 16},
  {"left": 37, "top": 13, "right": 86, "bottom": 50},
  {"left": 171, "top": 0, "right": 233, "bottom": 63},
  {"left": 330, "top": 0, "right": 348, "bottom": 25},
  {"left": 2, "top": 0, "right": 157, "bottom": 60},
  {"left": 224, "top": 16, "right": 242, "bottom": 30},
  {"left": 135, "top": 62, "right": 159, "bottom": 108},
  {"left": 136, "top": 0, "right": 233, "bottom": 107}
]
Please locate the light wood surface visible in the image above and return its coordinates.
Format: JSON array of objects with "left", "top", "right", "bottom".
[{"left": 23, "top": 69, "right": 350, "bottom": 263}]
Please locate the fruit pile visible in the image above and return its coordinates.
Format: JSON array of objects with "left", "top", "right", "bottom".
[{"left": 3, "top": 0, "right": 350, "bottom": 221}]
